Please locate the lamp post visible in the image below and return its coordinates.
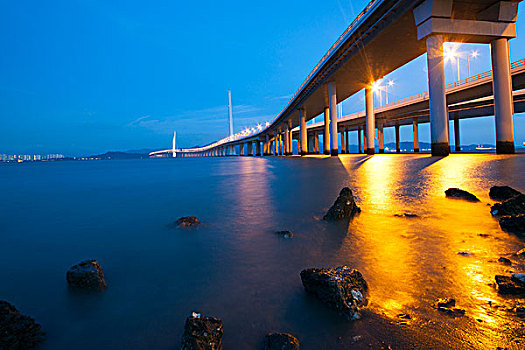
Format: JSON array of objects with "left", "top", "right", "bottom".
[
  {"left": 385, "top": 80, "right": 394, "bottom": 104},
  {"left": 467, "top": 50, "right": 479, "bottom": 78}
]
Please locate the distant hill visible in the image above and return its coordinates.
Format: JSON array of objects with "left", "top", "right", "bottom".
[{"left": 88, "top": 151, "right": 149, "bottom": 160}]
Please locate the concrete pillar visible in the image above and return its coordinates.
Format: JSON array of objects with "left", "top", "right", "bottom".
[
  {"left": 284, "top": 125, "right": 290, "bottom": 155},
  {"left": 308, "top": 133, "right": 315, "bottom": 154},
  {"left": 378, "top": 122, "right": 384, "bottom": 153},
  {"left": 491, "top": 38, "right": 515, "bottom": 154},
  {"left": 248, "top": 142, "right": 253, "bottom": 156},
  {"left": 256, "top": 141, "right": 261, "bottom": 156},
  {"left": 426, "top": 34, "right": 449, "bottom": 156},
  {"left": 395, "top": 123, "right": 400, "bottom": 153},
  {"left": 314, "top": 132, "right": 319, "bottom": 154},
  {"left": 240, "top": 143, "right": 245, "bottom": 156},
  {"left": 323, "top": 107, "right": 330, "bottom": 155},
  {"left": 363, "top": 128, "right": 367, "bottom": 151},
  {"left": 340, "top": 128, "right": 346, "bottom": 154},
  {"left": 358, "top": 127, "right": 362, "bottom": 154},
  {"left": 454, "top": 117, "right": 460, "bottom": 152},
  {"left": 328, "top": 82, "right": 338, "bottom": 156},
  {"left": 287, "top": 120, "right": 293, "bottom": 154},
  {"left": 274, "top": 133, "right": 278, "bottom": 155},
  {"left": 413, "top": 118, "right": 420, "bottom": 153},
  {"left": 300, "top": 108, "right": 307, "bottom": 155},
  {"left": 264, "top": 134, "right": 269, "bottom": 155},
  {"left": 345, "top": 128, "right": 349, "bottom": 154},
  {"left": 365, "top": 86, "right": 375, "bottom": 155}
]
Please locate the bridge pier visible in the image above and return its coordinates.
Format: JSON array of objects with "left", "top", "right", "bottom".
[
  {"left": 413, "top": 118, "right": 419, "bottom": 153},
  {"left": 453, "top": 117, "right": 460, "bottom": 152},
  {"left": 358, "top": 127, "right": 362, "bottom": 154},
  {"left": 363, "top": 128, "right": 367, "bottom": 151},
  {"left": 395, "top": 123, "right": 400, "bottom": 153},
  {"left": 345, "top": 128, "right": 349, "bottom": 154},
  {"left": 340, "top": 127, "right": 346, "bottom": 154},
  {"left": 378, "top": 122, "right": 384, "bottom": 153},
  {"left": 264, "top": 135, "right": 269, "bottom": 156},
  {"left": 491, "top": 38, "right": 515, "bottom": 154},
  {"left": 300, "top": 108, "right": 307, "bottom": 155},
  {"left": 323, "top": 107, "right": 330, "bottom": 155},
  {"left": 273, "top": 133, "right": 278, "bottom": 155},
  {"left": 328, "top": 82, "right": 338, "bottom": 156},
  {"left": 314, "top": 131, "right": 319, "bottom": 154},
  {"left": 240, "top": 143, "right": 245, "bottom": 156},
  {"left": 426, "top": 35, "right": 450, "bottom": 156},
  {"left": 365, "top": 86, "right": 375, "bottom": 155}
]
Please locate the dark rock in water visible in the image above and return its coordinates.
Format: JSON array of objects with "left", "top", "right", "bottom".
[
  {"left": 457, "top": 251, "right": 473, "bottom": 257},
  {"left": 499, "top": 214, "right": 525, "bottom": 235},
  {"left": 300, "top": 266, "right": 368, "bottom": 320},
  {"left": 489, "top": 186, "right": 522, "bottom": 202},
  {"left": 394, "top": 212, "right": 418, "bottom": 218},
  {"left": 495, "top": 275, "right": 525, "bottom": 295},
  {"left": 275, "top": 230, "right": 294, "bottom": 239},
  {"left": 263, "top": 333, "right": 300, "bottom": 350},
  {"left": 0, "top": 301, "right": 45, "bottom": 349},
  {"left": 435, "top": 298, "right": 456, "bottom": 308},
  {"left": 175, "top": 216, "right": 200, "bottom": 228},
  {"left": 66, "top": 260, "right": 107, "bottom": 291},
  {"left": 491, "top": 194, "right": 525, "bottom": 216},
  {"left": 445, "top": 188, "right": 480, "bottom": 202},
  {"left": 498, "top": 257, "right": 512, "bottom": 265},
  {"left": 323, "top": 187, "right": 361, "bottom": 222},
  {"left": 181, "top": 312, "right": 223, "bottom": 350}
]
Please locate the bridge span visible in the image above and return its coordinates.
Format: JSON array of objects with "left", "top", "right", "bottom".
[{"left": 160, "top": 0, "right": 523, "bottom": 158}]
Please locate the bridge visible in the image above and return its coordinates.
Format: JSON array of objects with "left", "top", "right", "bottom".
[{"left": 153, "top": 0, "right": 522, "bottom": 158}]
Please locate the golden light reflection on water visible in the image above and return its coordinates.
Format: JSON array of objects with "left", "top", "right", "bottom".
[{"left": 336, "top": 154, "right": 524, "bottom": 346}]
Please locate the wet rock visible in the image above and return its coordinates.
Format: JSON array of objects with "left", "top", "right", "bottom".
[
  {"left": 499, "top": 214, "right": 525, "bottom": 236},
  {"left": 457, "top": 251, "right": 473, "bottom": 257},
  {"left": 66, "top": 259, "right": 106, "bottom": 291},
  {"left": 495, "top": 275, "right": 525, "bottom": 295},
  {"left": 263, "top": 333, "right": 300, "bottom": 350},
  {"left": 512, "top": 273, "right": 525, "bottom": 284},
  {"left": 394, "top": 212, "right": 418, "bottom": 218},
  {"left": 516, "top": 248, "right": 525, "bottom": 257},
  {"left": 489, "top": 186, "right": 522, "bottom": 202},
  {"left": 445, "top": 188, "right": 480, "bottom": 202},
  {"left": 0, "top": 301, "right": 45, "bottom": 349},
  {"left": 300, "top": 266, "right": 368, "bottom": 320},
  {"left": 438, "top": 307, "right": 466, "bottom": 317},
  {"left": 435, "top": 298, "right": 456, "bottom": 308},
  {"left": 175, "top": 216, "right": 200, "bottom": 228},
  {"left": 181, "top": 312, "right": 223, "bottom": 350},
  {"left": 491, "top": 194, "right": 525, "bottom": 216},
  {"left": 397, "top": 313, "right": 411, "bottom": 319},
  {"left": 323, "top": 188, "right": 361, "bottom": 222},
  {"left": 275, "top": 230, "right": 294, "bottom": 239},
  {"left": 498, "top": 257, "right": 512, "bottom": 265}
]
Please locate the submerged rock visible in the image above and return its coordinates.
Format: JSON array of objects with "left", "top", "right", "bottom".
[
  {"left": 175, "top": 216, "right": 200, "bottom": 228},
  {"left": 181, "top": 313, "right": 223, "bottom": 350},
  {"left": 495, "top": 275, "right": 525, "bottom": 295},
  {"left": 263, "top": 333, "right": 300, "bottom": 350},
  {"left": 491, "top": 194, "right": 525, "bottom": 216},
  {"left": 323, "top": 188, "right": 361, "bottom": 222},
  {"left": 66, "top": 259, "right": 106, "bottom": 291},
  {"left": 445, "top": 188, "right": 480, "bottom": 202},
  {"left": 433, "top": 298, "right": 464, "bottom": 316},
  {"left": 498, "top": 257, "right": 512, "bottom": 265},
  {"left": 300, "top": 266, "right": 368, "bottom": 320},
  {"left": 0, "top": 301, "right": 45, "bottom": 349},
  {"left": 489, "top": 186, "right": 522, "bottom": 202},
  {"left": 435, "top": 298, "right": 456, "bottom": 308},
  {"left": 499, "top": 214, "right": 525, "bottom": 236},
  {"left": 275, "top": 230, "right": 294, "bottom": 239},
  {"left": 394, "top": 212, "right": 418, "bottom": 218}
]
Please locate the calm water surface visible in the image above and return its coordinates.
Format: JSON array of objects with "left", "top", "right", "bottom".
[{"left": 1, "top": 155, "right": 524, "bottom": 349}]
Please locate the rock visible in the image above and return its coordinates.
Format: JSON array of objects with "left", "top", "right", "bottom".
[
  {"left": 489, "top": 186, "right": 522, "bottom": 202},
  {"left": 491, "top": 194, "right": 525, "bottom": 216},
  {"left": 263, "top": 333, "right": 300, "bottom": 350},
  {"left": 495, "top": 275, "right": 525, "bottom": 295},
  {"left": 498, "top": 257, "right": 512, "bottom": 265},
  {"left": 394, "top": 212, "right": 418, "bottom": 218},
  {"left": 517, "top": 248, "right": 525, "bottom": 257},
  {"left": 275, "top": 230, "right": 294, "bottom": 239},
  {"left": 457, "top": 252, "right": 473, "bottom": 257},
  {"left": 181, "top": 313, "right": 223, "bottom": 350},
  {"left": 300, "top": 266, "right": 368, "bottom": 320},
  {"left": 0, "top": 301, "right": 45, "bottom": 349},
  {"left": 435, "top": 298, "right": 455, "bottom": 308},
  {"left": 66, "top": 260, "right": 107, "bottom": 291},
  {"left": 445, "top": 188, "right": 480, "bottom": 202},
  {"left": 511, "top": 273, "right": 525, "bottom": 284},
  {"left": 437, "top": 307, "right": 466, "bottom": 317},
  {"left": 323, "top": 188, "right": 361, "bottom": 222},
  {"left": 175, "top": 216, "right": 200, "bottom": 228},
  {"left": 499, "top": 214, "right": 525, "bottom": 235}
]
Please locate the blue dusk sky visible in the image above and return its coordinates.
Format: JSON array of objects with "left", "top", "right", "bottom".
[{"left": 1, "top": 0, "right": 525, "bottom": 155}]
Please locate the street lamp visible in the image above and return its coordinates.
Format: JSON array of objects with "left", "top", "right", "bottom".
[
  {"left": 386, "top": 80, "right": 394, "bottom": 104},
  {"left": 467, "top": 50, "right": 479, "bottom": 78},
  {"left": 371, "top": 81, "right": 382, "bottom": 105},
  {"left": 444, "top": 46, "right": 460, "bottom": 81}
]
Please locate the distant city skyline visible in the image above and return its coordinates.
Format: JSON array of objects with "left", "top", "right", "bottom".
[{"left": 1, "top": 1, "right": 524, "bottom": 155}]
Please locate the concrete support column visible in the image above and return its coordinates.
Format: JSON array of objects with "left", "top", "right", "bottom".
[
  {"left": 308, "top": 134, "right": 315, "bottom": 154},
  {"left": 345, "top": 128, "right": 349, "bottom": 154},
  {"left": 413, "top": 118, "right": 420, "bottom": 153},
  {"left": 300, "top": 108, "right": 307, "bottom": 155},
  {"left": 288, "top": 120, "right": 293, "bottom": 154},
  {"left": 454, "top": 117, "right": 460, "bottom": 152},
  {"left": 315, "top": 132, "right": 319, "bottom": 154},
  {"left": 240, "top": 143, "right": 245, "bottom": 156},
  {"left": 284, "top": 124, "right": 290, "bottom": 155},
  {"left": 256, "top": 141, "right": 261, "bottom": 156},
  {"left": 264, "top": 135, "right": 269, "bottom": 155},
  {"left": 274, "top": 133, "right": 278, "bottom": 155},
  {"left": 248, "top": 142, "right": 253, "bottom": 156},
  {"left": 323, "top": 107, "right": 330, "bottom": 155},
  {"left": 395, "top": 123, "right": 400, "bottom": 153},
  {"left": 491, "top": 38, "right": 515, "bottom": 154},
  {"left": 363, "top": 128, "right": 367, "bottom": 151},
  {"left": 358, "top": 127, "right": 362, "bottom": 154},
  {"left": 340, "top": 128, "right": 346, "bottom": 154},
  {"left": 426, "top": 34, "right": 449, "bottom": 156},
  {"left": 328, "top": 82, "right": 338, "bottom": 156},
  {"left": 365, "top": 86, "right": 375, "bottom": 155},
  {"left": 378, "top": 122, "right": 384, "bottom": 153}
]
